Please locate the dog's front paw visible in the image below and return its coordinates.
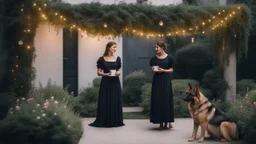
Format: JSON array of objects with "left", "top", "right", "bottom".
[
  {"left": 188, "top": 137, "right": 195, "bottom": 142},
  {"left": 198, "top": 138, "right": 204, "bottom": 143}
]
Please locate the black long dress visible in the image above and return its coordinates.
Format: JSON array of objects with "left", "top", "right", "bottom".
[
  {"left": 89, "top": 56, "right": 124, "bottom": 127},
  {"left": 149, "top": 55, "right": 174, "bottom": 124}
]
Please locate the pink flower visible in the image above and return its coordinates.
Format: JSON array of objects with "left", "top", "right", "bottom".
[
  {"left": 45, "top": 99, "right": 49, "bottom": 102},
  {"left": 15, "top": 106, "right": 21, "bottom": 111},
  {"left": 44, "top": 105, "right": 48, "bottom": 109},
  {"left": 17, "top": 99, "right": 20, "bottom": 103},
  {"left": 27, "top": 98, "right": 34, "bottom": 102},
  {"left": 240, "top": 105, "right": 243, "bottom": 108},
  {"left": 254, "top": 102, "right": 256, "bottom": 105},
  {"left": 54, "top": 100, "right": 58, "bottom": 104}
]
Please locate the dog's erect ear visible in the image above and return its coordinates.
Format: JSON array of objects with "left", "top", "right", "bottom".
[
  {"left": 188, "top": 83, "right": 192, "bottom": 90},
  {"left": 194, "top": 84, "right": 199, "bottom": 95}
]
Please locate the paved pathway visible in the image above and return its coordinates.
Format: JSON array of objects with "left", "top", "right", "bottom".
[
  {"left": 123, "top": 107, "right": 143, "bottom": 112},
  {"left": 78, "top": 118, "right": 229, "bottom": 144}
]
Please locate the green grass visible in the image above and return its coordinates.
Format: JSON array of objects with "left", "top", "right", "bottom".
[{"left": 123, "top": 112, "right": 149, "bottom": 119}]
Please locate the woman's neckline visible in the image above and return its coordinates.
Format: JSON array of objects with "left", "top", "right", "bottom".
[
  {"left": 156, "top": 54, "right": 168, "bottom": 60},
  {"left": 103, "top": 56, "right": 118, "bottom": 62}
]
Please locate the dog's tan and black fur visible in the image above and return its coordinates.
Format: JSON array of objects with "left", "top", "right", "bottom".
[{"left": 183, "top": 83, "right": 238, "bottom": 143}]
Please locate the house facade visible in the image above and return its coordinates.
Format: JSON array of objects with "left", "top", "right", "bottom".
[{"left": 33, "top": 0, "right": 183, "bottom": 95}]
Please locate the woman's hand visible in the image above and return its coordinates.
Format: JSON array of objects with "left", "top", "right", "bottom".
[
  {"left": 115, "top": 71, "right": 121, "bottom": 76},
  {"left": 158, "top": 68, "right": 165, "bottom": 73}
]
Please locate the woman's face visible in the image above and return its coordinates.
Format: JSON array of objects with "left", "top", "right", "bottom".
[
  {"left": 155, "top": 44, "right": 164, "bottom": 54},
  {"left": 109, "top": 44, "right": 117, "bottom": 54}
]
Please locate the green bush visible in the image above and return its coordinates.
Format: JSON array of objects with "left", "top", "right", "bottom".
[
  {"left": 172, "top": 79, "right": 199, "bottom": 97},
  {"left": 92, "top": 77, "right": 101, "bottom": 87},
  {"left": 237, "top": 79, "right": 256, "bottom": 97},
  {"left": 201, "top": 68, "right": 228, "bottom": 100},
  {"left": 123, "top": 71, "right": 148, "bottom": 106},
  {"left": 174, "top": 43, "right": 213, "bottom": 81},
  {"left": 0, "top": 92, "right": 16, "bottom": 120},
  {"left": 227, "top": 96, "right": 256, "bottom": 143},
  {"left": 36, "top": 79, "right": 76, "bottom": 107},
  {"left": 140, "top": 83, "right": 151, "bottom": 115},
  {"left": 0, "top": 90, "right": 83, "bottom": 144},
  {"left": 74, "top": 87, "right": 99, "bottom": 117}
]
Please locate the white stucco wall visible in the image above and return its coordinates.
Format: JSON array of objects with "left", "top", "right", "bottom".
[
  {"left": 78, "top": 34, "right": 123, "bottom": 90},
  {"left": 33, "top": 23, "right": 63, "bottom": 87}
]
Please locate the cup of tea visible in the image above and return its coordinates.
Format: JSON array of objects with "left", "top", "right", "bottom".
[
  {"left": 153, "top": 66, "right": 159, "bottom": 71},
  {"left": 110, "top": 70, "right": 116, "bottom": 76}
]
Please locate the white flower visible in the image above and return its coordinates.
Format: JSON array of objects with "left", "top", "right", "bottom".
[
  {"left": 36, "top": 116, "right": 40, "bottom": 120},
  {"left": 32, "top": 109, "right": 36, "bottom": 112},
  {"left": 17, "top": 99, "right": 20, "bottom": 103},
  {"left": 64, "top": 106, "right": 66, "bottom": 109},
  {"left": 21, "top": 97, "right": 25, "bottom": 101},
  {"left": 254, "top": 102, "right": 256, "bottom": 105},
  {"left": 42, "top": 113, "right": 46, "bottom": 117},
  {"left": 51, "top": 96, "right": 54, "bottom": 100},
  {"left": 67, "top": 125, "right": 71, "bottom": 128},
  {"left": 9, "top": 108, "right": 12, "bottom": 111},
  {"left": 15, "top": 106, "right": 21, "bottom": 111},
  {"left": 45, "top": 99, "right": 49, "bottom": 102},
  {"left": 44, "top": 105, "right": 48, "bottom": 109},
  {"left": 54, "top": 100, "right": 58, "bottom": 104},
  {"left": 36, "top": 104, "right": 40, "bottom": 107},
  {"left": 54, "top": 113, "right": 57, "bottom": 116},
  {"left": 10, "top": 111, "right": 13, "bottom": 114}
]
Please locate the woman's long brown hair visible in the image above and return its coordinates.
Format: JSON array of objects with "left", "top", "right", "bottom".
[{"left": 103, "top": 41, "right": 117, "bottom": 56}]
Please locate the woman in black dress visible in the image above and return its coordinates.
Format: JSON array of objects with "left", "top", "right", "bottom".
[
  {"left": 89, "top": 41, "right": 124, "bottom": 127},
  {"left": 149, "top": 41, "right": 174, "bottom": 129}
]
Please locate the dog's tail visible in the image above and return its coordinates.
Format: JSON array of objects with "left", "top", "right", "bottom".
[{"left": 231, "top": 122, "right": 239, "bottom": 140}]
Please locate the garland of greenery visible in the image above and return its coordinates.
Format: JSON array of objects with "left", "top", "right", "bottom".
[{"left": 1, "top": 0, "right": 252, "bottom": 97}]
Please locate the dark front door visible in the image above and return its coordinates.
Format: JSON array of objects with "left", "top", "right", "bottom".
[
  {"left": 63, "top": 28, "right": 78, "bottom": 96},
  {"left": 122, "top": 34, "right": 157, "bottom": 78}
]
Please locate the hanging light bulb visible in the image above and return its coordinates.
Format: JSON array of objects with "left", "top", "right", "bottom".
[
  {"left": 191, "top": 37, "right": 195, "bottom": 43},
  {"left": 103, "top": 23, "right": 108, "bottom": 28},
  {"left": 159, "top": 20, "right": 164, "bottom": 26},
  {"left": 18, "top": 40, "right": 23, "bottom": 45}
]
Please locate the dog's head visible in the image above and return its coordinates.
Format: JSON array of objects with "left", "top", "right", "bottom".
[{"left": 183, "top": 83, "right": 201, "bottom": 103}]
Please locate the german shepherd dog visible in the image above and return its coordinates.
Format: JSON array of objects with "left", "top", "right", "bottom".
[{"left": 183, "top": 83, "right": 238, "bottom": 143}]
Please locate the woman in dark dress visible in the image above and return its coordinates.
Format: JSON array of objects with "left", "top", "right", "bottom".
[
  {"left": 149, "top": 41, "right": 174, "bottom": 129},
  {"left": 89, "top": 41, "right": 124, "bottom": 128}
]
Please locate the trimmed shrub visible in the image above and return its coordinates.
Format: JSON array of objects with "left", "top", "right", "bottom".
[
  {"left": 174, "top": 43, "right": 213, "bottom": 81},
  {"left": 123, "top": 71, "right": 148, "bottom": 106},
  {"left": 92, "top": 77, "right": 101, "bottom": 87},
  {"left": 201, "top": 68, "right": 228, "bottom": 100},
  {"left": 140, "top": 83, "right": 151, "bottom": 115},
  {"left": 74, "top": 87, "right": 99, "bottom": 117},
  {"left": 172, "top": 79, "right": 199, "bottom": 97},
  {"left": 237, "top": 79, "right": 256, "bottom": 97}
]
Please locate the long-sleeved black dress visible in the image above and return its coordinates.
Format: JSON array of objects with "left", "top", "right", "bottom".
[
  {"left": 89, "top": 56, "right": 124, "bottom": 127},
  {"left": 149, "top": 55, "right": 174, "bottom": 124}
]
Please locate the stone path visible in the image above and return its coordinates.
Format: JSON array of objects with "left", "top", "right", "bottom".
[{"left": 78, "top": 118, "right": 229, "bottom": 144}]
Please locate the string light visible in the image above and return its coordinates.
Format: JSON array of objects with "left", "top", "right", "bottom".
[{"left": 30, "top": 2, "right": 242, "bottom": 38}]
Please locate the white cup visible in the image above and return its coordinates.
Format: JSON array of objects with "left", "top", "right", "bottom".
[
  {"left": 110, "top": 70, "right": 116, "bottom": 76},
  {"left": 153, "top": 66, "right": 159, "bottom": 71}
]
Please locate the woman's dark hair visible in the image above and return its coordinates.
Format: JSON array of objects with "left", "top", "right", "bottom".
[
  {"left": 156, "top": 41, "right": 167, "bottom": 50},
  {"left": 103, "top": 41, "right": 117, "bottom": 56}
]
